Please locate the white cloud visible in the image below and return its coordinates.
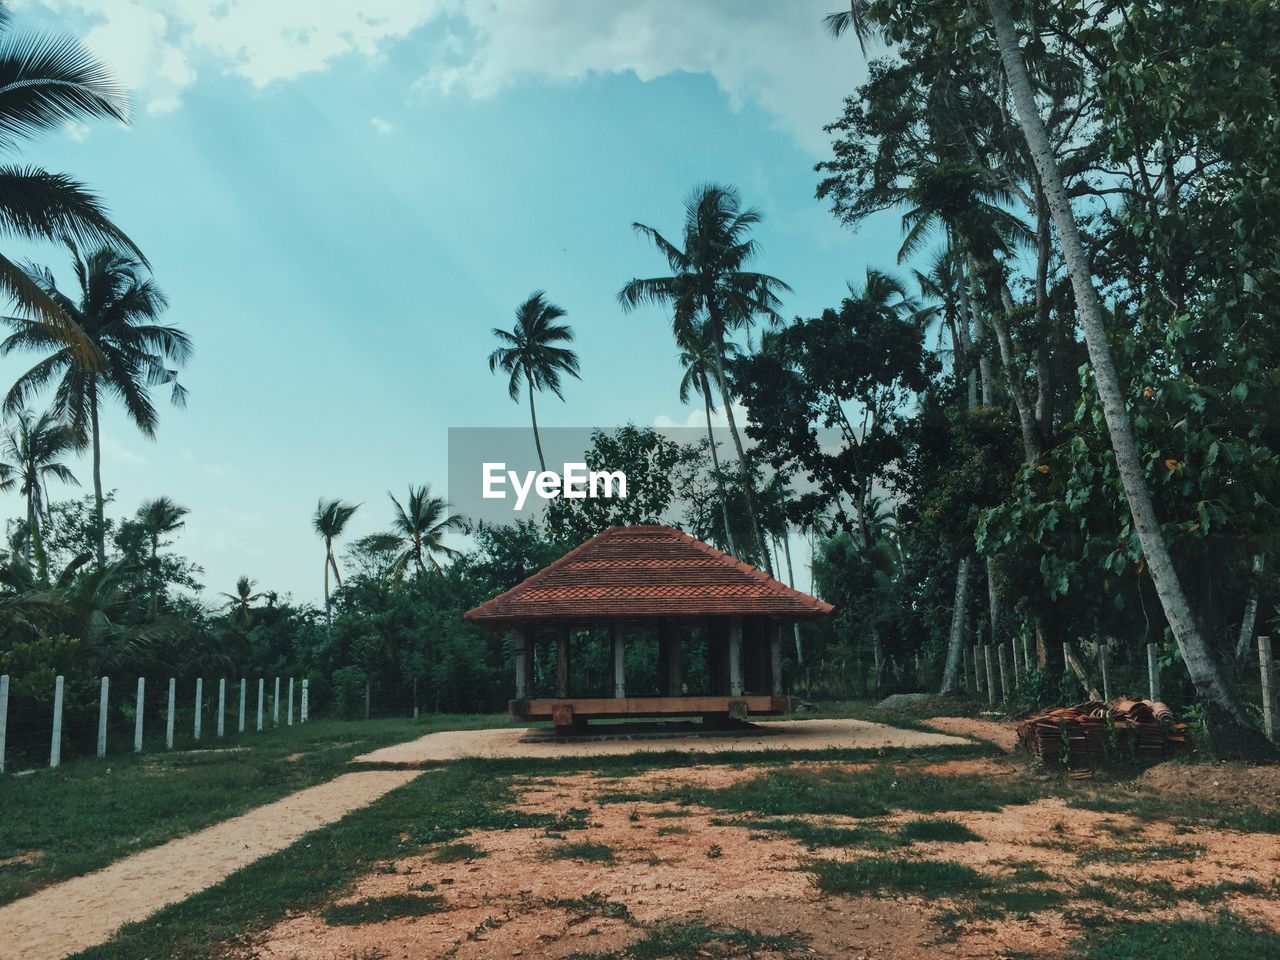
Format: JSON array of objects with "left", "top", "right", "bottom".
[
  {"left": 25, "top": 0, "right": 859, "bottom": 152},
  {"left": 64, "top": 120, "right": 90, "bottom": 142},
  {"left": 370, "top": 115, "right": 395, "bottom": 134},
  {"left": 422, "top": 0, "right": 859, "bottom": 153}
]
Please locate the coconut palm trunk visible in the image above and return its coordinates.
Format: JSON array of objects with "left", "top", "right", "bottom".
[
  {"left": 89, "top": 382, "right": 105, "bottom": 568},
  {"left": 706, "top": 316, "right": 774, "bottom": 575},
  {"left": 781, "top": 530, "right": 805, "bottom": 666},
  {"left": 1234, "top": 554, "right": 1265, "bottom": 661},
  {"left": 526, "top": 370, "right": 547, "bottom": 472},
  {"left": 988, "top": 0, "right": 1273, "bottom": 758},
  {"left": 700, "top": 370, "right": 737, "bottom": 557}
]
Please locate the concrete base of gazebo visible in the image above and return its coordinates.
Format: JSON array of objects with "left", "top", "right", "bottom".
[{"left": 512, "top": 694, "right": 792, "bottom": 730}]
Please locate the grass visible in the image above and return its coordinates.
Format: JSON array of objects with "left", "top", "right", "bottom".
[
  {"left": 323, "top": 893, "right": 446, "bottom": 925},
  {"left": 429, "top": 842, "right": 487, "bottom": 863},
  {"left": 1075, "top": 841, "right": 1203, "bottom": 865},
  {"left": 565, "top": 920, "right": 802, "bottom": 959},
  {"left": 1069, "top": 790, "right": 1280, "bottom": 834},
  {"left": 600, "top": 762, "right": 1041, "bottom": 819},
  {"left": 545, "top": 841, "right": 616, "bottom": 863},
  {"left": 1071, "top": 913, "right": 1280, "bottom": 960},
  {"left": 810, "top": 856, "right": 990, "bottom": 898},
  {"left": 722, "top": 816, "right": 900, "bottom": 850},
  {"left": 895, "top": 817, "right": 981, "bottom": 843},
  {"left": 0, "top": 714, "right": 507, "bottom": 906}
]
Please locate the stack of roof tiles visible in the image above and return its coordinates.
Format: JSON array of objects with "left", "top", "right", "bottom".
[
  {"left": 1016, "top": 699, "right": 1188, "bottom": 773},
  {"left": 465, "top": 525, "right": 834, "bottom": 626}
]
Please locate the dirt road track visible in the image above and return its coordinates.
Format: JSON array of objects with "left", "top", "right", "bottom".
[{"left": 0, "top": 769, "right": 420, "bottom": 960}]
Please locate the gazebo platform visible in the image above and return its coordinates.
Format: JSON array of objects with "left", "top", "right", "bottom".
[{"left": 464, "top": 525, "right": 833, "bottom": 730}]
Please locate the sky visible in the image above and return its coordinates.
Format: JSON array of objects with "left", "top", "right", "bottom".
[{"left": 1, "top": 0, "right": 905, "bottom": 605}]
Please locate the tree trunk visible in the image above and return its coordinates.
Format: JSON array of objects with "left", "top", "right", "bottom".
[
  {"left": 707, "top": 328, "right": 773, "bottom": 575},
  {"left": 1234, "top": 554, "right": 1265, "bottom": 661},
  {"left": 989, "top": 0, "right": 1274, "bottom": 759},
  {"left": 89, "top": 382, "right": 105, "bottom": 568},
  {"left": 150, "top": 532, "right": 160, "bottom": 619},
  {"left": 782, "top": 532, "right": 804, "bottom": 666},
  {"left": 702, "top": 374, "right": 738, "bottom": 557},
  {"left": 940, "top": 555, "right": 973, "bottom": 693},
  {"left": 963, "top": 260, "right": 995, "bottom": 406},
  {"left": 527, "top": 375, "right": 547, "bottom": 472}
]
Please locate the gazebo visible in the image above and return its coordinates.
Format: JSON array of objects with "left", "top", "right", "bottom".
[{"left": 463, "top": 525, "right": 834, "bottom": 729}]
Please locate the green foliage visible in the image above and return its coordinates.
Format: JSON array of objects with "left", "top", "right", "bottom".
[
  {"left": 322, "top": 893, "right": 446, "bottom": 926},
  {"left": 896, "top": 816, "right": 980, "bottom": 843},
  {"left": 544, "top": 840, "right": 615, "bottom": 863},
  {"left": 1073, "top": 914, "right": 1280, "bottom": 960},
  {"left": 810, "top": 856, "right": 989, "bottom": 897}
]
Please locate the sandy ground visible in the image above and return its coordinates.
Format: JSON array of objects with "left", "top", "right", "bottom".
[
  {"left": 248, "top": 762, "right": 1280, "bottom": 960},
  {"left": 354, "top": 718, "right": 971, "bottom": 765},
  {"left": 0, "top": 769, "right": 420, "bottom": 960},
  {"left": 921, "top": 715, "right": 1020, "bottom": 752}
]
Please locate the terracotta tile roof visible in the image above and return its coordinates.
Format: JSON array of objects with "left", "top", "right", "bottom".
[{"left": 464, "top": 525, "right": 834, "bottom": 626}]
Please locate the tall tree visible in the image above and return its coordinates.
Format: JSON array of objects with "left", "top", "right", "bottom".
[
  {"left": 619, "top": 183, "right": 791, "bottom": 574},
  {"left": 0, "top": 408, "right": 78, "bottom": 576},
  {"left": 487, "top": 291, "right": 581, "bottom": 472},
  {"left": 1, "top": 246, "right": 190, "bottom": 567},
  {"left": 219, "top": 575, "right": 263, "bottom": 627},
  {"left": 314, "top": 498, "right": 358, "bottom": 626},
  {"left": 0, "top": 5, "right": 145, "bottom": 360},
  {"left": 985, "top": 0, "right": 1273, "bottom": 758},
  {"left": 135, "top": 495, "right": 188, "bottom": 618},
  {"left": 677, "top": 321, "right": 738, "bottom": 558},
  {"left": 387, "top": 484, "right": 467, "bottom": 578}
]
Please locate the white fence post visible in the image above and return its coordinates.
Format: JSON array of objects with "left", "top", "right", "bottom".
[
  {"left": 256, "top": 678, "right": 264, "bottom": 731},
  {"left": 50, "top": 675, "right": 64, "bottom": 768},
  {"left": 96, "top": 676, "right": 109, "bottom": 758},
  {"left": 1260, "top": 635, "right": 1276, "bottom": 741},
  {"left": 1147, "top": 643, "right": 1161, "bottom": 701},
  {"left": 1022, "top": 635, "right": 1032, "bottom": 674},
  {"left": 134, "top": 678, "right": 145, "bottom": 753},
  {"left": 0, "top": 674, "right": 9, "bottom": 774},
  {"left": 985, "top": 646, "right": 996, "bottom": 706},
  {"left": 166, "top": 677, "right": 176, "bottom": 749},
  {"left": 301, "top": 678, "right": 309, "bottom": 722},
  {"left": 193, "top": 677, "right": 203, "bottom": 741},
  {"left": 1100, "top": 646, "right": 1111, "bottom": 703},
  {"left": 216, "top": 678, "right": 226, "bottom": 738},
  {"left": 238, "top": 678, "right": 246, "bottom": 733},
  {"left": 1009, "top": 639, "right": 1019, "bottom": 687},
  {"left": 287, "top": 677, "right": 294, "bottom": 726},
  {"left": 273, "top": 677, "right": 280, "bottom": 727},
  {"left": 997, "top": 645, "right": 1009, "bottom": 704}
]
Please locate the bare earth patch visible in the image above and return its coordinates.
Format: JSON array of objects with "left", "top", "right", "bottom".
[
  {"left": 246, "top": 761, "right": 1280, "bottom": 960},
  {"left": 921, "top": 715, "right": 1020, "bottom": 752}
]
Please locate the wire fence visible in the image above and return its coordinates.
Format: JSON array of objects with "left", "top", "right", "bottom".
[{"left": 0, "top": 673, "right": 310, "bottom": 774}]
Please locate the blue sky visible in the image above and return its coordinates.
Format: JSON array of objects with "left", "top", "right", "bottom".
[{"left": 2, "top": 1, "right": 904, "bottom": 604}]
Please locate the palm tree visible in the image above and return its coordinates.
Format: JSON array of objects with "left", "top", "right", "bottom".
[
  {"left": 0, "top": 6, "right": 145, "bottom": 360},
  {"left": 619, "top": 183, "right": 791, "bottom": 573},
  {"left": 0, "top": 245, "right": 190, "bottom": 567},
  {"left": 0, "top": 408, "right": 78, "bottom": 575},
  {"left": 677, "top": 322, "right": 738, "bottom": 557},
  {"left": 135, "top": 495, "right": 188, "bottom": 618},
  {"left": 987, "top": 0, "right": 1273, "bottom": 758},
  {"left": 219, "top": 575, "right": 263, "bottom": 627},
  {"left": 388, "top": 484, "right": 466, "bottom": 578},
  {"left": 314, "top": 498, "right": 358, "bottom": 623},
  {"left": 488, "top": 292, "right": 581, "bottom": 471}
]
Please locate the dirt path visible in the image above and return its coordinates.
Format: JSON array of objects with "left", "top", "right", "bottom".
[
  {"left": 0, "top": 769, "right": 420, "bottom": 960},
  {"left": 921, "top": 715, "right": 1019, "bottom": 751},
  {"left": 354, "top": 718, "right": 969, "bottom": 765}
]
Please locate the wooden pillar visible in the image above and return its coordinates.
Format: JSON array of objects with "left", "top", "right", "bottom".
[
  {"left": 556, "top": 624, "right": 570, "bottom": 698},
  {"left": 770, "top": 621, "right": 783, "bottom": 696},
  {"left": 612, "top": 620, "right": 626, "bottom": 699},
  {"left": 669, "top": 627, "right": 684, "bottom": 696},
  {"left": 729, "top": 616, "right": 744, "bottom": 697},
  {"left": 514, "top": 625, "right": 529, "bottom": 700}
]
